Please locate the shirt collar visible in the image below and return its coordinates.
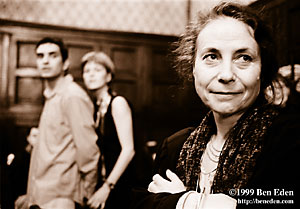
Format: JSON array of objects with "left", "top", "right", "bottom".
[{"left": 43, "top": 74, "right": 73, "bottom": 99}]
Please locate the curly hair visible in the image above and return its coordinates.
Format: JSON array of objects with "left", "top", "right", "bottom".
[{"left": 173, "top": 2, "right": 278, "bottom": 97}]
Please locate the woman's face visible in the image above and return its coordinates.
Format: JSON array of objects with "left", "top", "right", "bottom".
[
  {"left": 83, "top": 61, "right": 111, "bottom": 90},
  {"left": 193, "top": 17, "right": 261, "bottom": 117}
]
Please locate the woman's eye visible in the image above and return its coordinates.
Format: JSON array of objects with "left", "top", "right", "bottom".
[
  {"left": 202, "top": 53, "right": 220, "bottom": 65},
  {"left": 237, "top": 55, "right": 253, "bottom": 62},
  {"left": 203, "top": 54, "right": 218, "bottom": 61},
  {"left": 96, "top": 68, "right": 103, "bottom": 72},
  {"left": 235, "top": 55, "right": 253, "bottom": 68}
]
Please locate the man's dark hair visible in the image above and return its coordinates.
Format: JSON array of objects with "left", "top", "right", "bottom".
[{"left": 36, "top": 37, "right": 68, "bottom": 62}]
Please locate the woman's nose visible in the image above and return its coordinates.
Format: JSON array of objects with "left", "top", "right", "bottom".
[
  {"left": 217, "top": 61, "right": 236, "bottom": 83},
  {"left": 88, "top": 72, "right": 95, "bottom": 77}
]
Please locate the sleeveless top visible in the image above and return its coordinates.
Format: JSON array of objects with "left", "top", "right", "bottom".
[
  {"left": 95, "top": 95, "right": 134, "bottom": 189},
  {"left": 94, "top": 95, "right": 135, "bottom": 209}
]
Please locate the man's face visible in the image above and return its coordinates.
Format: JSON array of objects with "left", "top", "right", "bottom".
[{"left": 36, "top": 43, "right": 67, "bottom": 78}]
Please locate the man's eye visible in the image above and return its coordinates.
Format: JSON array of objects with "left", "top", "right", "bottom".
[{"left": 50, "top": 53, "right": 58, "bottom": 58}]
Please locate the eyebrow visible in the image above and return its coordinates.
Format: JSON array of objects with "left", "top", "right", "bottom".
[
  {"left": 203, "top": 47, "right": 252, "bottom": 53},
  {"left": 36, "top": 51, "right": 59, "bottom": 56},
  {"left": 235, "top": 48, "right": 250, "bottom": 53},
  {"left": 198, "top": 48, "right": 220, "bottom": 57},
  {"left": 201, "top": 48, "right": 219, "bottom": 53},
  {"left": 235, "top": 48, "right": 259, "bottom": 57}
]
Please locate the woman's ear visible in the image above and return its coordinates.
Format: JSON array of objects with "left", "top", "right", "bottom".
[{"left": 106, "top": 73, "right": 112, "bottom": 83}]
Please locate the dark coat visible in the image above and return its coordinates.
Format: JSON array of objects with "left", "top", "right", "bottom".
[{"left": 130, "top": 111, "right": 300, "bottom": 209}]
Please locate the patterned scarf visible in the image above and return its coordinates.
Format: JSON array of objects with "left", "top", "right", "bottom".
[{"left": 176, "top": 104, "right": 279, "bottom": 194}]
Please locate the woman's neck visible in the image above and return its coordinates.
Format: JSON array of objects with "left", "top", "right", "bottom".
[
  {"left": 212, "top": 111, "right": 244, "bottom": 143},
  {"left": 94, "top": 85, "right": 110, "bottom": 103}
]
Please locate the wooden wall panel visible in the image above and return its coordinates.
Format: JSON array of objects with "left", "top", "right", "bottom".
[
  {"left": 109, "top": 46, "right": 139, "bottom": 109},
  {"left": 0, "top": 22, "right": 180, "bottom": 136},
  {"left": 112, "top": 81, "right": 137, "bottom": 107},
  {"left": 0, "top": 33, "right": 3, "bottom": 104},
  {"left": 111, "top": 46, "right": 137, "bottom": 80},
  {"left": 17, "top": 42, "right": 36, "bottom": 68},
  {"left": 152, "top": 49, "right": 176, "bottom": 83},
  {"left": 0, "top": 32, "right": 11, "bottom": 107},
  {"left": 16, "top": 77, "right": 43, "bottom": 104},
  {"left": 151, "top": 49, "right": 178, "bottom": 111},
  {"left": 67, "top": 44, "right": 93, "bottom": 84}
]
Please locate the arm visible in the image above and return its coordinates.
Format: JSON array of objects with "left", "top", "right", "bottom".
[
  {"left": 64, "top": 94, "right": 100, "bottom": 199},
  {"left": 131, "top": 128, "right": 194, "bottom": 209},
  {"left": 106, "top": 96, "right": 135, "bottom": 185},
  {"left": 148, "top": 169, "right": 186, "bottom": 194},
  {"left": 88, "top": 96, "right": 135, "bottom": 209}
]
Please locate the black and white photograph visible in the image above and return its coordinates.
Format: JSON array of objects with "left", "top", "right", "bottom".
[{"left": 1, "top": 0, "right": 299, "bottom": 209}]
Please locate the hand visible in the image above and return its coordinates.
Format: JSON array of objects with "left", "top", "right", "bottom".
[
  {"left": 15, "top": 194, "right": 28, "bottom": 209},
  {"left": 202, "top": 193, "right": 237, "bottom": 209},
  {"left": 148, "top": 169, "right": 186, "bottom": 194},
  {"left": 87, "top": 184, "right": 111, "bottom": 209},
  {"left": 27, "top": 127, "right": 39, "bottom": 147}
]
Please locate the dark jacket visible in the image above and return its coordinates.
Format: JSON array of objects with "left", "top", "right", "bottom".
[{"left": 131, "top": 111, "right": 300, "bottom": 209}]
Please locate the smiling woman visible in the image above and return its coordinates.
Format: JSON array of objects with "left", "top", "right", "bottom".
[
  {"left": 131, "top": 2, "right": 299, "bottom": 209},
  {"left": 193, "top": 17, "right": 261, "bottom": 117}
]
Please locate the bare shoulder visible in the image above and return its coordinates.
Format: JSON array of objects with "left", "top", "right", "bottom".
[
  {"left": 112, "top": 96, "right": 128, "bottom": 105},
  {"left": 111, "top": 96, "right": 131, "bottom": 114}
]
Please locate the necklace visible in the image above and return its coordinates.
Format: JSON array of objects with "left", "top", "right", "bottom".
[
  {"left": 209, "top": 143, "right": 220, "bottom": 158},
  {"left": 197, "top": 152, "right": 218, "bottom": 195},
  {"left": 211, "top": 142, "right": 222, "bottom": 153},
  {"left": 206, "top": 141, "right": 221, "bottom": 163},
  {"left": 95, "top": 93, "right": 111, "bottom": 128}
]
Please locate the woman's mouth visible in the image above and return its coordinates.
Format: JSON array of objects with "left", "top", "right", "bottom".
[{"left": 210, "top": 91, "right": 242, "bottom": 95}]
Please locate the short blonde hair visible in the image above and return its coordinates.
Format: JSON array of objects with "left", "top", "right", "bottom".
[{"left": 81, "top": 51, "right": 115, "bottom": 76}]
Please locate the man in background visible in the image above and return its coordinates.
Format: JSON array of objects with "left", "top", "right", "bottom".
[{"left": 15, "top": 37, "right": 100, "bottom": 209}]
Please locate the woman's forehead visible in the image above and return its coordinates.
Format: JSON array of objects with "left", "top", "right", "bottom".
[
  {"left": 85, "top": 60, "right": 106, "bottom": 68},
  {"left": 196, "top": 17, "right": 257, "bottom": 52}
]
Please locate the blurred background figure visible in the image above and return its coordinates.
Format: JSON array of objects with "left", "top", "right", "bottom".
[
  {"left": 81, "top": 51, "right": 136, "bottom": 209},
  {"left": 265, "top": 64, "right": 300, "bottom": 114},
  {"left": 265, "top": 74, "right": 291, "bottom": 107},
  {"left": 278, "top": 64, "right": 300, "bottom": 113},
  {"left": 24, "top": 127, "right": 39, "bottom": 153},
  {"left": 15, "top": 37, "right": 100, "bottom": 209},
  {"left": 278, "top": 64, "right": 300, "bottom": 92}
]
